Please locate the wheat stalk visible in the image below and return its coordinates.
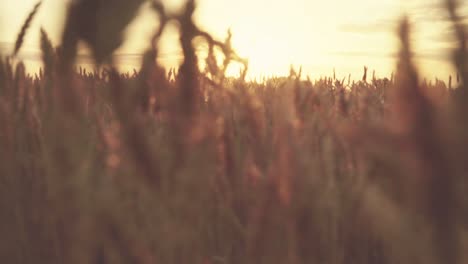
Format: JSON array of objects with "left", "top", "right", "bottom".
[{"left": 12, "top": 0, "right": 43, "bottom": 57}]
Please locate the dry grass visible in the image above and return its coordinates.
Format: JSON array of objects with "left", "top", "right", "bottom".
[{"left": 0, "top": 0, "right": 467, "bottom": 264}]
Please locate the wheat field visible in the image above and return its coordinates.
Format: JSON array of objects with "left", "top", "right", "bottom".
[{"left": 0, "top": 0, "right": 467, "bottom": 264}]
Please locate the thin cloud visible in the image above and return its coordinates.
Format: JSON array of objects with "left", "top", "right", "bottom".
[
  {"left": 425, "top": 24, "right": 467, "bottom": 46},
  {"left": 0, "top": 41, "right": 12, "bottom": 52},
  {"left": 329, "top": 48, "right": 451, "bottom": 62},
  {"left": 337, "top": 19, "right": 396, "bottom": 34},
  {"left": 329, "top": 50, "right": 395, "bottom": 58},
  {"left": 407, "top": 2, "right": 468, "bottom": 47},
  {"left": 407, "top": 1, "right": 468, "bottom": 24},
  {"left": 416, "top": 50, "right": 452, "bottom": 61},
  {"left": 0, "top": 41, "right": 185, "bottom": 64}
]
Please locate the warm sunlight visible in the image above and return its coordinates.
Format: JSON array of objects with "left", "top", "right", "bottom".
[
  {"left": 2, "top": 1, "right": 468, "bottom": 263},
  {"left": 0, "top": 0, "right": 466, "bottom": 80}
]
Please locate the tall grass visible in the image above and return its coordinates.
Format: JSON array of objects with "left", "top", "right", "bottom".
[{"left": 0, "top": 0, "right": 467, "bottom": 263}]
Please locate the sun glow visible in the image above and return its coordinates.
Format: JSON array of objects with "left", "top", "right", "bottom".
[
  {"left": 1, "top": 0, "right": 465, "bottom": 80},
  {"left": 233, "top": 35, "right": 295, "bottom": 77}
]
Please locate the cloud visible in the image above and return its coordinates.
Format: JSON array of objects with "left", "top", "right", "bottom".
[
  {"left": 406, "top": 1, "right": 468, "bottom": 25},
  {"left": 328, "top": 50, "right": 395, "bottom": 58},
  {"left": 424, "top": 24, "right": 467, "bottom": 46},
  {"left": 0, "top": 40, "right": 183, "bottom": 66},
  {"left": 0, "top": 41, "right": 43, "bottom": 55},
  {"left": 337, "top": 19, "right": 396, "bottom": 34},
  {"left": 406, "top": 2, "right": 468, "bottom": 47},
  {"left": 0, "top": 41, "right": 13, "bottom": 53},
  {"left": 416, "top": 49, "right": 452, "bottom": 61},
  {"left": 328, "top": 48, "right": 452, "bottom": 62},
  {"left": 333, "top": 1, "right": 468, "bottom": 36}
]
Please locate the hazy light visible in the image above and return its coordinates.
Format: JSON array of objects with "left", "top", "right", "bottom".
[{"left": 0, "top": 0, "right": 465, "bottom": 80}]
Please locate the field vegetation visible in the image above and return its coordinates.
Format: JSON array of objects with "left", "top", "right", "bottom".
[{"left": 0, "top": 0, "right": 467, "bottom": 263}]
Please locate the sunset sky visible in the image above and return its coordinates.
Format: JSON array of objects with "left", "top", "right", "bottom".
[{"left": 0, "top": 0, "right": 466, "bottom": 80}]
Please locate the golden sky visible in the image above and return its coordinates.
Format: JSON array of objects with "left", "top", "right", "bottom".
[{"left": 0, "top": 0, "right": 466, "bottom": 80}]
